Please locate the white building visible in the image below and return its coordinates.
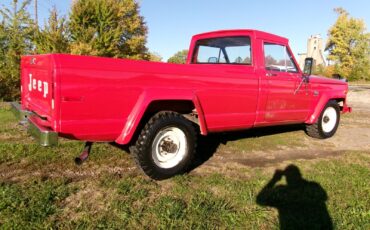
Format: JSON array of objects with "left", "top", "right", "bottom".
[{"left": 298, "top": 35, "right": 326, "bottom": 69}]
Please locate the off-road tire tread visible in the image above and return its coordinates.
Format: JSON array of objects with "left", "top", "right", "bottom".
[
  {"left": 131, "top": 111, "right": 197, "bottom": 180},
  {"left": 305, "top": 100, "right": 340, "bottom": 139},
  {"left": 305, "top": 122, "right": 321, "bottom": 138}
]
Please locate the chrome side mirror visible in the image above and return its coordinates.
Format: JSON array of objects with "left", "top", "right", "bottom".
[
  {"left": 208, "top": 57, "right": 218, "bottom": 63},
  {"left": 303, "top": 57, "right": 313, "bottom": 76}
]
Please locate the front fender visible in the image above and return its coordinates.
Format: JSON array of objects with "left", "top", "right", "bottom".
[
  {"left": 306, "top": 94, "right": 330, "bottom": 124},
  {"left": 115, "top": 89, "right": 207, "bottom": 145},
  {"left": 305, "top": 91, "right": 347, "bottom": 124}
]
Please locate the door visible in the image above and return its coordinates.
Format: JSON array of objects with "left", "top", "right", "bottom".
[
  {"left": 191, "top": 35, "right": 259, "bottom": 131},
  {"left": 262, "top": 42, "right": 310, "bottom": 123}
]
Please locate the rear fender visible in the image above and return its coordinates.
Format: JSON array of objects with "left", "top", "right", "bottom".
[{"left": 115, "top": 89, "right": 207, "bottom": 145}]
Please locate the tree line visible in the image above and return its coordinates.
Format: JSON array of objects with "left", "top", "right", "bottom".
[{"left": 0, "top": 2, "right": 369, "bottom": 101}]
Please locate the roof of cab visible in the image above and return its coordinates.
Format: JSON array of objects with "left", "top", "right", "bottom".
[{"left": 192, "top": 29, "right": 289, "bottom": 44}]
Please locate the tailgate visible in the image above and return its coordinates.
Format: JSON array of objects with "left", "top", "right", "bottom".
[{"left": 21, "top": 55, "right": 56, "bottom": 128}]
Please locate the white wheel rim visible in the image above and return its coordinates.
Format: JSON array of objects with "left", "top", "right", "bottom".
[
  {"left": 151, "top": 127, "right": 187, "bottom": 169},
  {"left": 322, "top": 107, "right": 337, "bottom": 133}
]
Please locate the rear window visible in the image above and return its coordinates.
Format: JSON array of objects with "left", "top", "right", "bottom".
[{"left": 192, "top": 36, "right": 251, "bottom": 65}]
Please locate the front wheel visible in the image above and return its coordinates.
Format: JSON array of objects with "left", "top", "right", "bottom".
[
  {"left": 306, "top": 100, "right": 340, "bottom": 139},
  {"left": 131, "top": 111, "right": 197, "bottom": 180}
]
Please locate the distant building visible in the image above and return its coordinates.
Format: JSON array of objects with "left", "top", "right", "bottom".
[{"left": 298, "top": 35, "right": 326, "bottom": 69}]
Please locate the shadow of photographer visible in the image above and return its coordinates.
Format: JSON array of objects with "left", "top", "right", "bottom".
[{"left": 256, "top": 164, "right": 333, "bottom": 230}]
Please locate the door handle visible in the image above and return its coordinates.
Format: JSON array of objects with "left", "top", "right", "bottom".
[
  {"left": 266, "top": 73, "right": 277, "bottom": 77},
  {"left": 62, "top": 96, "right": 83, "bottom": 102}
]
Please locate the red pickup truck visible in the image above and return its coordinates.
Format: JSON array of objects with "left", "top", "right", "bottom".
[{"left": 13, "top": 29, "right": 351, "bottom": 179}]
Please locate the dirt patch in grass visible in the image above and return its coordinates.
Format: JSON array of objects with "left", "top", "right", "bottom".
[
  {"left": 59, "top": 181, "right": 115, "bottom": 222},
  {"left": 347, "top": 88, "right": 370, "bottom": 111},
  {"left": 192, "top": 148, "right": 354, "bottom": 177},
  {"left": 226, "top": 149, "right": 346, "bottom": 167}
]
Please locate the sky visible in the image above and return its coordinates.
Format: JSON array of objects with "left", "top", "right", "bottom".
[{"left": 2, "top": 0, "right": 370, "bottom": 61}]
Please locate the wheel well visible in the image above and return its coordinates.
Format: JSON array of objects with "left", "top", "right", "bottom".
[
  {"left": 145, "top": 100, "right": 195, "bottom": 116},
  {"left": 129, "top": 100, "right": 198, "bottom": 146},
  {"left": 332, "top": 98, "right": 344, "bottom": 111}
]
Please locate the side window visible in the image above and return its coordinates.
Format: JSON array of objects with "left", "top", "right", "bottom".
[
  {"left": 197, "top": 46, "right": 226, "bottom": 63},
  {"left": 264, "top": 43, "right": 298, "bottom": 72},
  {"left": 226, "top": 46, "right": 251, "bottom": 64},
  {"left": 192, "top": 36, "right": 251, "bottom": 65}
]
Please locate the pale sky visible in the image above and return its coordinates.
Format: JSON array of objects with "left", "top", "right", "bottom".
[{"left": 2, "top": 0, "right": 369, "bottom": 61}]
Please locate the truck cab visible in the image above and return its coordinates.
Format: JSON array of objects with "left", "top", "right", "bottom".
[{"left": 187, "top": 30, "right": 311, "bottom": 126}]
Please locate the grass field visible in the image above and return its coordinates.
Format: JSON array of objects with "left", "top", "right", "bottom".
[{"left": 0, "top": 102, "right": 369, "bottom": 229}]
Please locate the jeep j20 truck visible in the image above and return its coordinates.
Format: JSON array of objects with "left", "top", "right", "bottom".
[{"left": 13, "top": 29, "right": 351, "bottom": 179}]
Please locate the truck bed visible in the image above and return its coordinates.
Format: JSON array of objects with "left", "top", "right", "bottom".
[{"left": 21, "top": 54, "right": 259, "bottom": 142}]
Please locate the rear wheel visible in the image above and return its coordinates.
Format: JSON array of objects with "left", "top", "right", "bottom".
[
  {"left": 306, "top": 100, "right": 340, "bottom": 139},
  {"left": 131, "top": 111, "right": 197, "bottom": 180}
]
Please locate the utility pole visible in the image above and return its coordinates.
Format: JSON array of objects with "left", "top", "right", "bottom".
[
  {"left": 14, "top": 0, "right": 17, "bottom": 17},
  {"left": 34, "top": 0, "right": 38, "bottom": 28}
]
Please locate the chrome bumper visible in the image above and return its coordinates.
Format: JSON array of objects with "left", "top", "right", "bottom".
[
  {"left": 27, "top": 116, "right": 58, "bottom": 146},
  {"left": 10, "top": 101, "right": 31, "bottom": 122},
  {"left": 10, "top": 102, "right": 58, "bottom": 146}
]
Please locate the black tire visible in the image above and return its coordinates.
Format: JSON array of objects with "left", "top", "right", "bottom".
[
  {"left": 305, "top": 100, "right": 340, "bottom": 139},
  {"left": 131, "top": 111, "right": 197, "bottom": 180}
]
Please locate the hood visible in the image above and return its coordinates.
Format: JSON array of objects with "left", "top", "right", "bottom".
[{"left": 308, "top": 75, "right": 347, "bottom": 85}]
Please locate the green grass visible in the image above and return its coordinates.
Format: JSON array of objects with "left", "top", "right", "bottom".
[
  {"left": 0, "top": 106, "right": 31, "bottom": 144},
  {"left": 0, "top": 104, "right": 369, "bottom": 229},
  {"left": 0, "top": 179, "right": 72, "bottom": 229}
]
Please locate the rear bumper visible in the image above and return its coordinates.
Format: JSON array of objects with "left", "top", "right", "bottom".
[
  {"left": 10, "top": 101, "right": 31, "bottom": 122},
  {"left": 10, "top": 102, "right": 58, "bottom": 146},
  {"left": 28, "top": 116, "right": 58, "bottom": 146}
]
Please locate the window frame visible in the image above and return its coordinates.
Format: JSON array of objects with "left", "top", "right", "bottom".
[
  {"left": 192, "top": 36, "right": 253, "bottom": 66},
  {"left": 263, "top": 42, "right": 299, "bottom": 73}
]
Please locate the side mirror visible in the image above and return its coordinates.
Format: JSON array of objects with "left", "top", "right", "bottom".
[
  {"left": 208, "top": 57, "right": 218, "bottom": 63},
  {"left": 303, "top": 57, "right": 313, "bottom": 76}
]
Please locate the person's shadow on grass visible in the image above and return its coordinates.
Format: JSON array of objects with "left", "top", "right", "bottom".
[{"left": 256, "top": 164, "right": 333, "bottom": 230}]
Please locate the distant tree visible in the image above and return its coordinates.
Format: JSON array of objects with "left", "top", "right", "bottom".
[
  {"left": 69, "top": 0, "right": 148, "bottom": 59},
  {"left": 243, "top": 57, "right": 251, "bottom": 64},
  {"left": 167, "top": 49, "right": 188, "bottom": 64},
  {"left": 325, "top": 8, "right": 370, "bottom": 81},
  {"left": 0, "top": 22, "right": 6, "bottom": 100},
  {"left": 148, "top": 52, "right": 162, "bottom": 62},
  {"left": 34, "top": 7, "right": 69, "bottom": 54},
  {"left": 0, "top": 20, "right": 6, "bottom": 61},
  {"left": 265, "top": 55, "right": 278, "bottom": 66},
  {"left": 313, "top": 64, "right": 336, "bottom": 78},
  {"left": 0, "top": 0, "right": 34, "bottom": 100}
]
